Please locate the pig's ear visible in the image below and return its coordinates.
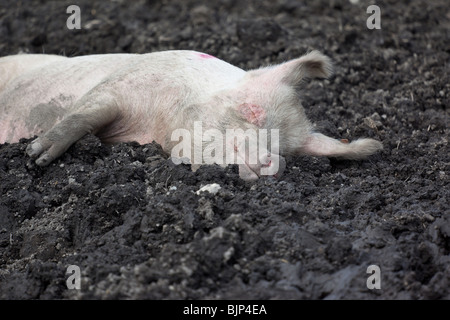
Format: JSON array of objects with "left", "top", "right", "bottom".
[{"left": 271, "top": 50, "right": 333, "bottom": 87}]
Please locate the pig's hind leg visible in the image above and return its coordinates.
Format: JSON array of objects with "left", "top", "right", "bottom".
[
  {"left": 298, "top": 132, "right": 383, "bottom": 160},
  {"left": 26, "top": 93, "right": 119, "bottom": 166}
]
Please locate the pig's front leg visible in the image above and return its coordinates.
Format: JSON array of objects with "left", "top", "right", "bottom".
[{"left": 26, "top": 93, "right": 119, "bottom": 166}]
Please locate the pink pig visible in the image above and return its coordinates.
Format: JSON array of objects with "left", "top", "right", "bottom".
[{"left": 0, "top": 50, "right": 382, "bottom": 180}]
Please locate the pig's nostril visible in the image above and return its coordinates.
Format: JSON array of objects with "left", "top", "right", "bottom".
[{"left": 262, "top": 160, "right": 272, "bottom": 167}]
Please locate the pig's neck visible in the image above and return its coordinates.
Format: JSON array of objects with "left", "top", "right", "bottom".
[{"left": 197, "top": 87, "right": 243, "bottom": 127}]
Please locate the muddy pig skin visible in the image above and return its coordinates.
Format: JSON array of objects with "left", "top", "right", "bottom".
[{"left": 0, "top": 50, "right": 382, "bottom": 180}]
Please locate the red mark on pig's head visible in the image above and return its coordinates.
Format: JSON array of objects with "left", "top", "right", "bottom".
[
  {"left": 237, "top": 103, "right": 266, "bottom": 127},
  {"left": 196, "top": 53, "right": 215, "bottom": 59}
]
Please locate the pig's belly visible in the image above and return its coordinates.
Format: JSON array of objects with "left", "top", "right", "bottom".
[{"left": 0, "top": 54, "right": 137, "bottom": 143}]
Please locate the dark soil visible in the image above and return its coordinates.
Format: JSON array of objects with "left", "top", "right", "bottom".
[{"left": 0, "top": 0, "right": 448, "bottom": 299}]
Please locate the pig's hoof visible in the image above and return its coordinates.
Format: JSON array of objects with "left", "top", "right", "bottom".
[
  {"left": 26, "top": 138, "right": 56, "bottom": 166},
  {"left": 26, "top": 139, "right": 44, "bottom": 158},
  {"left": 35, "top": 153, "right": 55, "bottom": 167}
]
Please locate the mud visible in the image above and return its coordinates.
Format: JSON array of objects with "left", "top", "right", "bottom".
[{"left": 0, "top": 0, "right": 449, "bottom": 299}]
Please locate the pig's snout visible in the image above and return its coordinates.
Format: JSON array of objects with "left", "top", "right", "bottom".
[
  {"left": 260, "top": 153, "right": 286, "bottom": 178},
  {"left": 239, "top": 153, "right": 286, "bottom": 181}
]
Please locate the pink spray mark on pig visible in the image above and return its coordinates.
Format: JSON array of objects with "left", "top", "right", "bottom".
[
  {"left": 237, "top": 103, "right": 266, "bottom": 127},
  {"left": 196, "top": 53, "right": 216, "bottom": 59}
]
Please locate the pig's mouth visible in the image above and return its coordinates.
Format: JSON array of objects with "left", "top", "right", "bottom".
[
  {"left": 238, "top": 162, "right": 260, "bottom": 181},
  {"left": 237, "top": 156, "right": 285, "bottom": 181},
  {"left": 232, "top": 142, "right": 286, "bottom": 181},
  {"left": 263, "top": 160, "right": 281, "bottom": 179},
  {"left": 234, "top": 151, "right": 259, "bottom": 181}
]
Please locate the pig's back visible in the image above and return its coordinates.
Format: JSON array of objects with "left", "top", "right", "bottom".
[
  {"left": 110, "top": 50, "right": 246, "bottom": 102},
  {"left": 0, "top": 51, "right": 244, "bottom": 114},
  {"left": 139, "top": 50, "right": 245, "bottom": 93},
  {"left": 0, "top": 53, "right": 138, "bottom": 112},
  {"left": 0, "top": 54, "right": 67, "bottom": 92}
]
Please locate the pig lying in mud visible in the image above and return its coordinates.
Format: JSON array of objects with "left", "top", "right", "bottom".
[{"left": 0, "top": 50, "right": 382, "bottom": 180}]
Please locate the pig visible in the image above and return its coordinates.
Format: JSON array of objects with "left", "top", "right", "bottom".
[{"left": 0, "top": 50, "right": 382, "bottom": 180}]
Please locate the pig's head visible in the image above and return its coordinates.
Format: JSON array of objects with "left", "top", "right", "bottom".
[{"left": 218, "top": 50, "right": 333, "bottom": 181}]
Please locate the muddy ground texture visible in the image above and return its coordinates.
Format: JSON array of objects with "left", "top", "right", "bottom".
[{"left": 0, "top": 0, "right": 449, "bottom": 299}]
